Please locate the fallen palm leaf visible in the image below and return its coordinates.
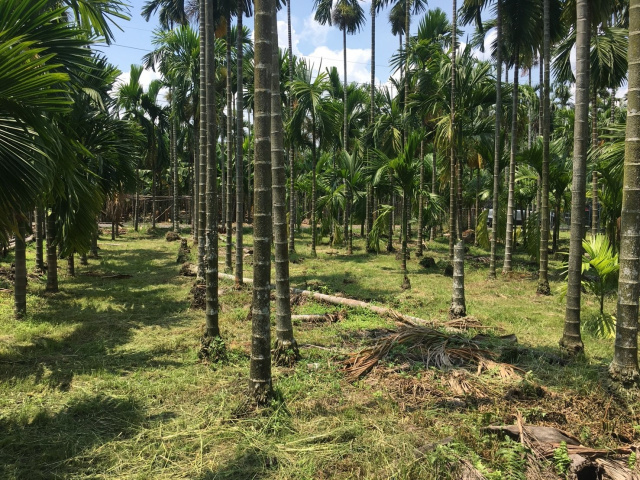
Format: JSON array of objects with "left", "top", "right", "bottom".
[{"left": 342, "top": 326, "right": 502, "bottom": 381}]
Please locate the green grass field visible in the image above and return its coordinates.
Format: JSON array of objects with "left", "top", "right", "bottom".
[{"left": 0, "top": 225, "right": 636, "bottom": 479}]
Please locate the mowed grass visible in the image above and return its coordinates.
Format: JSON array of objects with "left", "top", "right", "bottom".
[{"left": 0, "top": 224, "right": 637, "bottom": 479}]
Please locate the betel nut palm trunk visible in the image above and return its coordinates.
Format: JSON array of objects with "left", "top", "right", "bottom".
[
  {"left": 561, "top": 0, "right": 590, "bottom": 353},
  {"left": 271, "top": 9, "right": 299, "bottom": 365},
  {"left": 204, "top": 0, "right": 221, "bottom": 343},
  {"left": 249, "top": 0, "right": 274, "bottom": 403},
  {"left": 197, "top": 0, "right": 207, "bottom": 281},
  {"left": 503, "top": 52, "right": 519, "bottom": 274},
  {"left": 235, "top": 0, "right": 245, "bottom": 286},
  {"left": 489, "top": 0, "right": 502, "bottom": 279},
  {"left": 537, "top": 0, "right": 551, "bottom": 295},
  {"left": 225, "top": 13, "right": 233, "bottom": 274},
  {"left": 609, "top": 0, "right": 640, "bottom": 384}
]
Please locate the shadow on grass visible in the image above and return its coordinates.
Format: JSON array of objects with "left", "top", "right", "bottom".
[
  {"left": 0, "top": 235, "right": 192, "bottom": 388},
  {"left": 0, "top": 393, "right": 147, "bottom": 479},
  {"left": 197, "top": 447, "right": 276, "bottom": 480}
]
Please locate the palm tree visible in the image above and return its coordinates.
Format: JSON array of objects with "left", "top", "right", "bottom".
[
  {"left": 142, "top": 0, "right": 188, "bottom": 30},
  {"left": 270, "top": 9, "right": 298, "bottom": 364},
  {"left": 249, "top": 0, "right": 274, "bottom": 403},
  {"left": 609, "top": 0, "right": 640, "bottom": 384},
  {"left": 235, "top": 1, "right": 251, "bottom": 286},
  {"left": 537, "top": 0, "right": 552, "bottom": 294},
  {"left": 461, "top": 0, "right": 503, "bottom": 278},
  {"left": 499, "top": 0, "right": 542, "bottom": 274},
  {"left": 197, "top": 0, "right": 207, "bottom": 280},
  {"left": 290, "top": 66, "right": 333, "bottom": 257},
  {"left": 313, "top": 0, "right": 365, "bottom": 156},
  {"left": 287, "top": 0, "right": 296, "bottom": 253},
  {"left": 203, "top": 0, "right": 221, "bottom": 345},
  {"left": 560, "top": 0, "right": 590, "bottom": 354}
]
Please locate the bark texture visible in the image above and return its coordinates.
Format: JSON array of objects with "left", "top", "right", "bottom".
[
  {"left": 235, "top": 0, "right": 245, "bottom": 285},
  {"left": 538, "top": 0, "right": 551, "bottom": 295},
  {"left": 197, "top": 0, "right": 207, "bottom": 281},
  {"left": 609, "top": 0, "right": 640, "bottom": 384},
  {"left": 449, "top": 241, "right": 466, "bottom": 318},
  {"left": 270, "top": 9, "right": 298, "bottom": 364},
  {"left": 561, "top": 0, "right": 589, "bottom": 353},
  {"left": 14, "top": 217, "right": 26, "bottom": 317},
  {"left": 503, "top": 55, "right": 520, "bottom": 274},
  {"left": 489, "top": 0, "right": 502, "bottom": 278},
  {"left": 35, "top": 207, "right": 44, "bottom": 272},
  {"left": 46, "top": 208, "right": 58, "bottom": 292},
  {"left": 250, "top": 0, "right": 274, "bottom": 403},
  {"left": 204, "top": 0, "right": 220, "bottom": 339},
  {"left": 225, "top": 15, "right": 233, "bottom": 273},
  {"left": 287, "top": 0, "right": 296, "bottom": 254}
]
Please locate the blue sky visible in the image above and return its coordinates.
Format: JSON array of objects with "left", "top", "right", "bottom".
[{"left": 99, "top": 0, "right": 491, "bottom": 94}]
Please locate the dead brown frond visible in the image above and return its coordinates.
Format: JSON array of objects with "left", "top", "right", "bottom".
[{"left": 342, "top": 326, "right": 500, "bottom": 382}]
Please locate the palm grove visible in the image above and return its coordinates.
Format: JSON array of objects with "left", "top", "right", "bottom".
[{"left": 2, "top": 0, "right": 640, "bottom": 402}]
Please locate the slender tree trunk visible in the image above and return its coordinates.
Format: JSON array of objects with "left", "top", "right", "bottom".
[
  {"left": 610, "top": 0, "right": 640, "bottom": 383},
  {"left": 204, "top": 0, "right": 220, "bottom": 340},
  {"left": 14, "top": 216, "right": 26, "bottom": 317},
  {"left": 151, "top": 166, "right": 157, "bottom": 229},
  {"left": 172, "top": 92, "right": 179, "bottom": 233},
  {"left": 449, "top": 0, "right": 457, "bottom": 261},
  {"left": 343, "top": 28, "right": 348, "bottom": 153},
  {"left": 236, "top": 1, "right": 245, "bottom": 285},
  {"left": 35, "top": 206, "right": 44, "bottom": 272},
  {"left": 250, "top": 0, "right": 274, "bottom": 402},
  {"left": 539, "top": 52, "right": 544, "bottom": 136},
  {"left": 287, "top": 0, "right": 295, "bottom": 254},
  {"left": 591, "top": 88, "right": 599, "bottom": 238},
  {"left": 226, "top": 15, "right": 234, "bottom": 273},
  {"left": 67, "top": 252, "right": 75, "bottom": 277},
  {"left": 387, "top": 184, "right": 394, "bottom": 252},
  {"left": 561, "top": 0, "right": 590, "bottom": 354},
  {"left": 311, "top": 117, "right": 318, "bottom": 257},
  {"left": 134, "top": 167, "right": 140, "bottom": 232},
  {"left": 538, "top": 0, "right": 551, "bottom": 294},
  {"left": 528, "top": 68, "right": 532, "bottom": 149},
  {"left": 474, "top": 167, "right": 479, "bottom": 245},
  {"left": 366, "top": 5, "right": 376, "bottom": 239},
  {"left": 401, "top": 192, "right": 410, "bottom": 289},
  {"left": 197, "top": 0, "right": 207, "bottom": 280},
  {"left": 431, "top": 147, "right": 437, "bottom": 241},
  {"left": 46, "top": 208, "right": 58, "bottom": 292},
  {"left": 450, "top": 241, "right": 466, "bottom": 318},
  {"left": 503, "top": 54, "right": 520, "bottom": 274},
  {"left": 271, "top": 9, "right": 298, "bottom": 364},
  {"left": 404, "top": 0, "right": 411, "bottom": 149},
  {"left": 194, "top": 119, "right": 200, "bottom": 242},
  {"left": 417, "top": 140, "right": 424, "bottom": 256},
  {"left": 553, "top": 196, "right": 560, "bottom": 252}
]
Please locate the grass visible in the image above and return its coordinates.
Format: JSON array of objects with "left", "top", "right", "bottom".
[{"left": 0, "top": 224, "right": 637, "bottom": 479}]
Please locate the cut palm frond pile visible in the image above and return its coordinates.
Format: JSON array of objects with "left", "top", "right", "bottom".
[{"left": 343, "top": 326, "right": 515, "bottom": 381}]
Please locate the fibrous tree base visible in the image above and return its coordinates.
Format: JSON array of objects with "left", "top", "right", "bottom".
[
  {"left": 249, "top": 381, "right": 273, "bottom": 406},
  {"left": 536, "top": 280, "right": 551, "bottom": 296},
  {"left": 198, "top": 334, "right": 227, "bottom": 363},
  {"left": 609, "top": 362, "right": 640, "bottom": 387},
  {"left": 559, "top": 337, "right": 584, "bottom": 355},
  {"left": 273, "top": 339, "right": 300, "bottom": 367},
  {"left": 449, "top": 303, "right": 466, "bottom": 319}
]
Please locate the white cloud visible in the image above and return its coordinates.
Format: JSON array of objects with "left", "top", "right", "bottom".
[
  {"left": 301, "top": 45, "right": 373, "bottom": 85},
  {"left": 302, "top": 13, "right": 332, "bottom": 47},
  {"left": 277, "top": 19, "right": 300, "bottom": 55}
]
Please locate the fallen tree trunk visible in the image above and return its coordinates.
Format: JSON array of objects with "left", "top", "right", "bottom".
[
  {"left": 218, "top": 272, "right": 439, "bottom": 327},
  {"left": 7, "top": 235, "right": 35, "bottom": 251}
]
